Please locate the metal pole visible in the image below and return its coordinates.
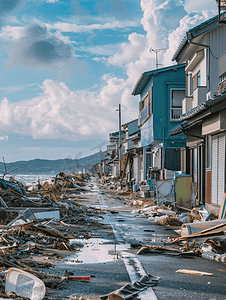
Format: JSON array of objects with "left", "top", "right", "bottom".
[
  {"left": 156, "top": 51, "right": 158, "bottom": 69},
  {"left": 219, "top": 0, "right": 221, "bottom": 22},
  {"left": 99, "top": 150, "right": 102, "bottom": 178},
  {"left": 118, "top": 104, "right": 121, "bottom": 180}
]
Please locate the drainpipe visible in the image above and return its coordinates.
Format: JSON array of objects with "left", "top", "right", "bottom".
[
  {"left": 186, "top": 32, "right": 211, "bottom": 92},
  {"left": 162, "top": 126, "right": 165, "bottom": 169}
]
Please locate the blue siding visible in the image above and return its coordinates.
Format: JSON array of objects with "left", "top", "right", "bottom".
[
  {"left": 139, "top": 65, "right": 186, "bottom": 148},
  {"left": 140, "top": 76, "right": 153, "bottom": 100}
]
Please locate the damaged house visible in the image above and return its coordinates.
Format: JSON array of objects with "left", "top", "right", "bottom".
[
  {"left": 106, "top": 130, "right": 126, "bottom": 177},
  {"left": 170, "top": 15, "right": 226, "bottom": 215},
  {"left": 131, "top": 63, "right": 187, "bottom": 183},
  {"left": 121, "top": 119, "right": 140, "bottom": 186}
]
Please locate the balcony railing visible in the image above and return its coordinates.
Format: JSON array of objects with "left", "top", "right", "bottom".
[
  {"left": 193, "top": 86, "right": 208, "bottom": 106},
  {"left": 170, "top": 108, "right": 182, "bottom": 121},
  {"left": 138, "top": 104, "right": 149, "bottom": 126},
  {"left": 182, "top": 96, "right": 193, "bottom": 114}
]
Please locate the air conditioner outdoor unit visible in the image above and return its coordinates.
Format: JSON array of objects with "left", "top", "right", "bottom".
[
  {"left": 206, "top": 91, "right": 217, "bottom": 101},
  {"left": 149, "top": 167, "right": 159, "bottom": 171}
]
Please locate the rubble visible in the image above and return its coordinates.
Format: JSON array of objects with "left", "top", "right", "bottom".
[
  {"left": 100, "top": 274, "right": 160, "bottom": 300},
  {"left": 0, "top": 171, "right": 225, "bottom": 299},
  {"left": 0, "top": 173, "right": 109, "bottom": 299}
]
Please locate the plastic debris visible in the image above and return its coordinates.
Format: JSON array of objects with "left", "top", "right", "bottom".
[{"left": 5, "top": 268, "right": 46, "bottom": 300}]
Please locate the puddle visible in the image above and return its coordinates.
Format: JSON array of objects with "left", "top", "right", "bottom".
[
  {"left": 65, "top": 238, "right": 130, "bottom": 264},
  {"left": 81, "top": 191, "right": 98, "bottom": 196},
  {"left": 89, "top": 204, "right": 108, "bottom": 209}
]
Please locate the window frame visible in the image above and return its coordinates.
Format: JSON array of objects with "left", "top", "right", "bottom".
[
  {"left": 193, "top": 70, "right": 201, "bottom": 91},
  {"left": 170, "top": 88, "right": 186, "bottom": 122},
  {"left": 138, "top": 86, "right": 153, "bottom": 126}
]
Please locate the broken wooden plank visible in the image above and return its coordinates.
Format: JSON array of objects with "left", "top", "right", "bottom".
[
  {"left": 176, "top": 230, "right": 225, "bottom": 242},
  {"left": 30, "top": 225, "right": 64, "bottom": 238},
  {"left": 199, "top": 222, "right": 226, "bottom": 234},
  {"left": 176, "top": 269, "right": 213, "bottom": 276},
  {"left": 219, "top": 193, "right": 226, "bottom": 219}
]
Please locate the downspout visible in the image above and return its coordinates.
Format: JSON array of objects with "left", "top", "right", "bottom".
[
  {"left": 218, "top": 0, "right": 221, "bottom": 23},
  {"left": 186, "top": 32, "right": 210, "bottom": 92},
  {"left": 162, "top": 126, "right": 165, "bottom": 169}
]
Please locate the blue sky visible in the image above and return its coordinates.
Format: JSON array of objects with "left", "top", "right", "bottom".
[{"left": 0, "top": 0, "right": 217, "bottom": 162}]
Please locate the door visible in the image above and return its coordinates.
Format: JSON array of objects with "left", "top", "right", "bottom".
[{"left": 146, "top": 151, "right": 152, "bottom": 178}]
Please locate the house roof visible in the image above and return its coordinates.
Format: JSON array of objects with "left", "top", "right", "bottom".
[
  {"left": 172, "top": 14, "right": 221, "bottom": 62},
  {"left": 132, "top": 63, "right": 186, "bottom": 96},
  {"left": 122, "top": 118, "right": 138, "bottom": 128},
  {"left": 169, "top": 92, "right": 226, "bottom": 136}
]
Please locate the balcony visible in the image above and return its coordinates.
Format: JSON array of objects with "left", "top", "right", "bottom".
[
  {"left": 193, "top": 86, "right": 208, "bottom": 107},
  {"left": 138, "top": 104, "right": 150, "bottom": 126},
  {"left": 182, "top": 96, "right": 193, "bottom": 114},
  {"left": 170, "top": 108, "right": 182, "bottom": 121}
]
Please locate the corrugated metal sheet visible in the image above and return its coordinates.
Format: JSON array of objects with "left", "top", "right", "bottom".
[
  {"left": 218, "top": 134, "right": 225, "bottom": 205},
  {"left": 211, "top": 135, "right": 218, "bottom": 205}
]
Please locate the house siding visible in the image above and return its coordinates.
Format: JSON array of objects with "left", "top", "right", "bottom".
[{"left": 206, "top": 25, "right": 226, "bottom": 92}]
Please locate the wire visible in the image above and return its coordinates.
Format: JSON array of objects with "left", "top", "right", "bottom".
[
  {"left": 121, "top": 107, "right": 138, "bottom": 123},
  {"left": 209, "top": 48, "right": 219, "bottom": 60}
]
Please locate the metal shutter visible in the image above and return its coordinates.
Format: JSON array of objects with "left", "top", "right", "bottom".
[
  {"left": 211, "top": 134, "right": 225, "bottom": 206},
  {"left": 164, "top": 148, "right": 181, "bottom": 171},
  {"left": 218, "top": 134, "right": 225, "bottom": 205}
]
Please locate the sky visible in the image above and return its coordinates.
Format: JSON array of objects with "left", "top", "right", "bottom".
[{"left": 0, "top": 0, "right": 218, "bottom": 162}]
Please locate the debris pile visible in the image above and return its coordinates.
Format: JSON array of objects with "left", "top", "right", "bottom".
[
  {"left": 100, "top": 174, "right": 226, "bottom": 265},
  {"left": 0, "top": 173, "right": 107, "bottom": 299}
]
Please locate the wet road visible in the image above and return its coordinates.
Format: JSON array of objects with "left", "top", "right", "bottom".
[{"left": 53, "top": 178, "right": 226, "bottom": 300}]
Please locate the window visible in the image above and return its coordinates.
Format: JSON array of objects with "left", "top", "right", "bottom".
[
  {"left": 138, "top": 87, "right": 153, "bottom": 126},
  {"left": 170, "top": 89, "right": 185, "bottom": 121},
  {"left": 193, "top": 70, "right": 201, "bottom": 91},
  {"left": 219, "top": 72, "right": 226, "bottom": 84}
]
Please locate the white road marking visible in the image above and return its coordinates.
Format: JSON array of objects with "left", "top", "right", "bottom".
[{"left": 98, "top": 193, "right": 159, "bottom": 300}]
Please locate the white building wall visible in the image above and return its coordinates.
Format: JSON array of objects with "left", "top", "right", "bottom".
[{"left": 133, "top": 157, "right": 138, "bottom": 184}]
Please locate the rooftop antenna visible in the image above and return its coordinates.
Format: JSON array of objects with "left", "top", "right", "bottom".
[
  {"left": 149, "top": 47, "right": 167, "bottom": 69},
  {"left": 216, "top": 0, "right": 226, "bottom": 23}
]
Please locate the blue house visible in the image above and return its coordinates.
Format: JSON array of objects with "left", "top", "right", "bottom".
[{"left": 132, "top": 63, "right": 186, "bottom": 182}]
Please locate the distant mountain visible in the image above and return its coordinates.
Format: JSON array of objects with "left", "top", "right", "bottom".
[{"left": 0, "top": 152, "right": 106, "bottom": 175}]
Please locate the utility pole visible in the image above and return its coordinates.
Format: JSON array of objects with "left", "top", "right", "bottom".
[
  {"left": 117, "top": 104, "right": 122, "bottom": 187},
  {"left": 149, "top": 47, "right": 167, "bottom": 69},
  {"left": 99, "top": 150, "right": 102, "bottom": 178}
]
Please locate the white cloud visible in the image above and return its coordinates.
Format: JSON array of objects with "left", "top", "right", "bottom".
[
  {"left": 81, "top": 43, "right": 122, "bottom": 56},
  {"left": 183, "top": 0, "right": 217, "bottom": 14},
  {"left": 46, "top": 20, "right": 138, "bottom": 33},
  {"left": 0, "top": 79, "right": 125, "bottom": 140},
  {"left": 0, "top": 136, "right": 8, "bottom": 141},
  {"left": 0, "top": 1, "right": 218, "bottom": 143},
  {"left": 45, "top": 0, "right": 59, "bottom": 3},
  {"left": 0, "top": 25, "right": 24, "bottom": 40},
  {"left": 92, "top": 57, "right": 107, "bottom": 62},
  {"left": 0, "top": 83, "right": 38, "bottom": 94},
  {"left": 163, "top": 11, "right": 215, "bottom": 65},
  {"left": 108, "top": 33, "right": 146, "bottom": 66},
  {"left": 38, "top": 0, "right": 59, "bottom": 2}
]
